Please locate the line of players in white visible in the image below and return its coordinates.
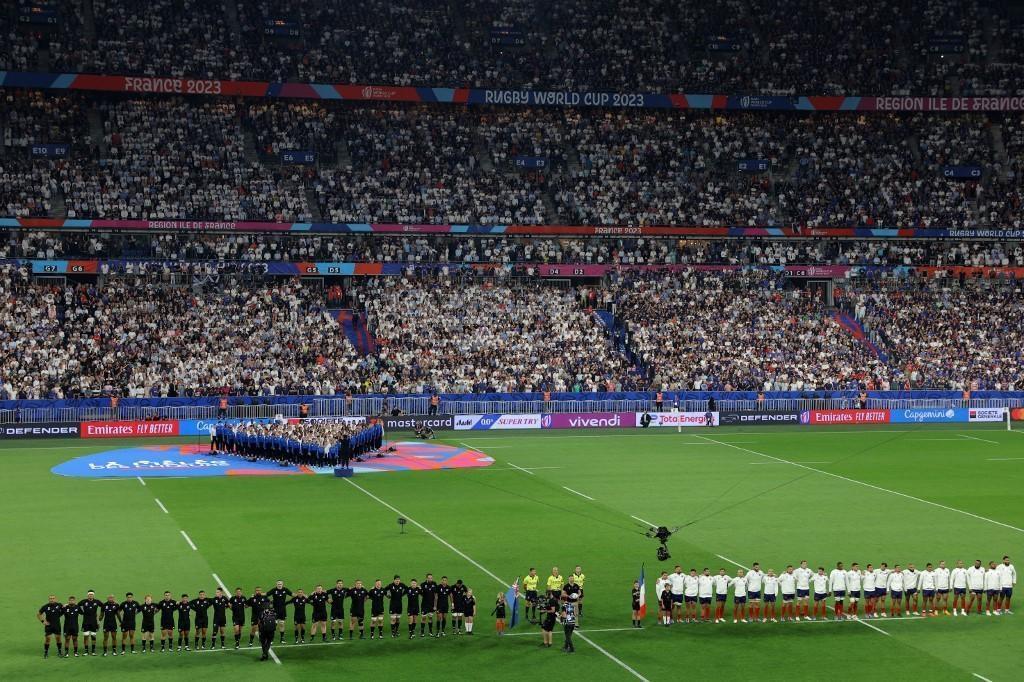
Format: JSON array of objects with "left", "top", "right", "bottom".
[{"left": 654, "top": 557, "right": 1016, "bottom": 624}]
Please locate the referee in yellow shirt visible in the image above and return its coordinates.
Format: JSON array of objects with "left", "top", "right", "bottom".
[
  {"left": 546, "top": 567, "right": 564, "bottom": 599},
  {"left": 523, "top": 569, "right": 540, "bottom": 622},
  {"left": 572, "top": 566, "right": 586, "bottom": 620}
]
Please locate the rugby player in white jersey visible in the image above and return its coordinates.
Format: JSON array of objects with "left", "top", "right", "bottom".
[
  {"left": 984, "top": 561, "right": 1001, "bottom": 615},
  {"left": 778, "top": 566, "right": 797, "bottom": 621},
  {"left": 886, "top": 565, "right": 905, "bottom": 617},
  {"left": 697, "top": 569, "right": 714, "bottom": 622},
  {"left": 712, "top": 569, "right": 730, "bottom": 624},
  {"left": 862, "top": 563, "right": 877, "bottom": 618},
  {"left": 966, "top": 560, "right": 986, "bottom": 615},
  {"left": 903, "top": 563, "right": 921, "bottom": 615},
  {"left": 846, "top": 562, "right": 863, "bottom": 620},
  {"left": 919, "top": 563, "right": 937, "bottom": 616},
  {"left": 828, "top": 562, "right": 848, "bottom": 620},
  {"left": 745, "top": 563, "right": 764, "bottom": 622},
  {"left": 793, "top": 560, "right": 813, "bottom": 620},
  {"left": 873, "top": 563, "right": 891, "bottom": 617},
  {"left": 811, "top": 567, "right": 829, "bottom": 620},
  {"left": 762, "top": 569, "right": 779, "bottom": 622},
  {"left": 934, "top": 560, "right": 951, "bottom": 616},
  {"left": 731, "top": 570, "right": 748, "bottom": 623},
  {"left": 682, "top": 569, "right": 700, "bottom": 623},
  {"left": 950, "top": 560, "right": 969, "bottom": 616},
  {"left": 996, "top": 555, "right": 1015, "bottom": 615}
]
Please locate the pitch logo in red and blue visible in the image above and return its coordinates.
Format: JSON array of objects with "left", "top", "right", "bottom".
[{"left": 52, "top": 442, "right": 494, "bottom": 478}]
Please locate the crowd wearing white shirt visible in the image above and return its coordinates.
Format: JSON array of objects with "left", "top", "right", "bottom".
[{"left": 652, "top": 556, "right": 1015, "bottom": 625}]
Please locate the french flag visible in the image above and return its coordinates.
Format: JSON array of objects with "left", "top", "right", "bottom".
[{"left": 638, "top": 564, "right": 647, "bottom": 619}]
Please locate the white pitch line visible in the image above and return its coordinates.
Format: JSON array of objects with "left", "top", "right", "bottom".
[
  {"left": 695, "top": 435, "right": 1024, "bottom": 534},
  {"left": 960, "top": 434, "right": 999, "bottom": 445},
  {"left": 154, "top": 498, "right": 169, "bottom": 514},
  {"left": 988, "top": 458, "right": 1024, "bottom": 461},
  {"left": 212, "top": 573, "right": 228, "bottom": 592},
  {"left": 472, "top": 466, "right": 563, "bottom": 472},
  {"left": 344, "top": 478, "right": 649, "bottom": 682},
  {"left": 180, "top": 530, "right": 198, "bottom": 551},
  {"left": 747, "top": 461, "right": 831, "bottom": 465},
  {"left": 715, "top": 554, "right": 749, "bottom": 570},
  {"left": 856, "top": 618, "right": 890, "bottom": 636},
  {"left": 507, "top": 462, "right": 535, "bottom": 476},
  {"left": 973, "top": 674, "right": 994, "bottom": 682},
  {"left": 631, "top": 515, "right": 657, "bottom": 527},
  {"left": 137, "top": 476, "right": 146, "bottom": 486},
  {"left": 563, "top": 486, "right": 595, "bottom": 501}
]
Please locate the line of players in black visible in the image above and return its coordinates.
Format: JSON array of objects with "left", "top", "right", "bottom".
[{"left": 38, "top": 574, "right": 478, "bottom": 658}]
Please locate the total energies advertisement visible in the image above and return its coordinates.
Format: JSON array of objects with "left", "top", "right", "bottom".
[{"left": 637, "top": 411, "right": 720, "bottom": 427}]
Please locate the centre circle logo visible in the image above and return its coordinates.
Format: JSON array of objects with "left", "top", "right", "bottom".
[{"left": 52, "top": 442, "right": 494, "bottom": 478}]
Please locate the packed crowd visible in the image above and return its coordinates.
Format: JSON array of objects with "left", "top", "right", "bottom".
[
  {"left": 611, "top": 270, "right": 890, "bottom": 392},
  {"left": 10, "top": 0, "right": 1024, "bottom": 95},
  {"left": 358, "top": 276, "right": 636, "bottom": 393},
  {"left": 4, "top": 232, "right": 1024, "bottom": 269},
  {"left": 0, "top": 266, "right": 374, "bottom": 400},
  {"left": 1, "top": 260, "right": 1022, "bottom": 398},
  {"left": 2, "top": 94, "right": 1019, "bottom": 228},
  {"left": 837, "top": 279, "right": 1024, "bottom": 390}
]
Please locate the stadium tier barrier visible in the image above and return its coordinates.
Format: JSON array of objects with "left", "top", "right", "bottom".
[
  {"left": 1, "top": 392, "right": 1022, "bottom": 426},
  {"left": 0, "top": 407, "right": 1016, "bottom": 440}
]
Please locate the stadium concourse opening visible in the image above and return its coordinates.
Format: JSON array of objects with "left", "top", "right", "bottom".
[{"left": 51, "top": 442, "right": 494, "bottom": 479}]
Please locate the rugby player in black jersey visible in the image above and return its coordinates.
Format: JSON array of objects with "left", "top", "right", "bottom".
[
  {"left": 100, "top": 595, "right": 120, "bottom": 656},
  {"left": 118, "top": 592, "right": 140, "bottom": 654},
  {"left": 79, "top": 591, "right": 102, "bottom": 656},
  {"left": 328, "top": 580, "right": 347, "bottom": 641},
  {"left": 139, "top": 595, "right": 158, "bottom": 652},
  {"left": 348, "top": 580, "right": 368, "bottom": 640},
  {"left": 268, "top": 581, "right": 292, "bottom": 644},
  {"left": 212, "top": 587, "right": 230, "bottom": 649},
  {"left": 368, "top": 580, "right": 386, "bottom": 639},
  {"left": 309, "top": 585, "right": 330, "bottom": 642},
  {"left": 287, "top": 589, "right": 309, "bottom": 644},
  {"left": 420, "top": 573, "right": 438, "bottom": 637},
  {"left": 37, "top": 595, "right": 63, "bottom": 658},
  {"left": 157, "top": 591, "right": 177, "bottom": 652},
  {"left": 405, "top": 579, "right": 422, "bottom": 639},
  {"left": 247, "top": 587, "right": 270, "bottom": 647},
  {"left": 191, "top": 590, "right": 212, "bottom": 650},
  {"left": 386, "top": 576, "right": 407, "bottom": 638},
  {"left": 63, "top": 596, "right": 83, "bottom": 656},
  {"left": 229, "top": 588, "right": 247, "bottom": 648}
]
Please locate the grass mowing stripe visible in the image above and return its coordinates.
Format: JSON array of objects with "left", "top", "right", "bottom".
[
  {"left": 343, "top": 477, "right": 650, "bottom": 682},
  {"left": 694, "top": 435, "right": 1024, "bottom": 534}
]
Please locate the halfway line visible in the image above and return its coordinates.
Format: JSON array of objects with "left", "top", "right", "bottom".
[
  {"left": 180, "top": 530, "right": 198, "bottom": 551},
  {"left": 343, "top": 478, "right": 649, "bottom": 682},
  {"left": 695, "top": 435, "right": 1024, "bottom": 534},
  {"left": 563, "top": 486, "right": 595, "bottom": 501}
]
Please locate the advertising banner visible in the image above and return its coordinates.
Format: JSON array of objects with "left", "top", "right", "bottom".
[
  {"left": 719, "top": 411, "right": 800, "bottom": 426},
  {"left": 800, "top": 410, "right": 890, "bottom": 425},
  {"left": 380, "top": 414, "right": 454, "bottom": 431},
  {"left": 286, "top": 416, "right": 367, "bottom": 425},
  {"left": 80, "top": 420, "right": 180, "bottom": 438},
  {"left": 890, "top": 408, "right": 969, "bottom": 423},
  {"left": 0, "top": 421, "right": 79, "bottom": 439},
  {"left": 1011, "top": 408, "right": 1024, "bottom": 422},
  {"left": 454, "top": 414, "right": 542, "bottom": 430},
  {"left": 177, "top": 418, "right": 274, "bottom": 436},
  {"left": 541, "top": 412, "right": 636, "bottom": 429},
  {"left": 968, "top": 408, "right": 1006, "bottom": 423},
  {"left": 637, "top": 411, "right": 719, "bottom": 427}
]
